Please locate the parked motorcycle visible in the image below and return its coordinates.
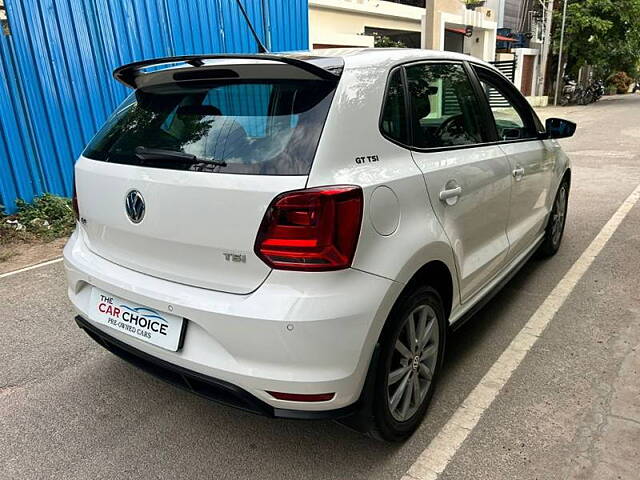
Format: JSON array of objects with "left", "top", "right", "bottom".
[
  {"left": 577, "top": 84, "right": 594, "bottom": 105},
  {"left": 584, "top": 79, "right": 605, "bottom": 103},
  {"left": 560, "top": 76, "right": 583, "bottom": 106},
  {"left": 560, "top": 77, "right": 604, "bottom": 106},
  {"left": 592, "top": 80, "right": 605, "bottom": 101}
]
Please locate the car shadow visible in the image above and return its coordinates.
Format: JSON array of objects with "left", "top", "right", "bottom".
[{"left": 445, "top": 258, "right": 545, "bottom": 363}]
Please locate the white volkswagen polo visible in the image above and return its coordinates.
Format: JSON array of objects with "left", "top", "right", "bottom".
[{"left": 64, "top": 49, "right": 575, "bottom": 441}]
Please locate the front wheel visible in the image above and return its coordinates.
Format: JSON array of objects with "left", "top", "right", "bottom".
[
  {"left": 369, "top": 286, "right": 446, "bottom": 441},
  {"left": 538, "top": 179, "right": 569, "bottom": 257}
]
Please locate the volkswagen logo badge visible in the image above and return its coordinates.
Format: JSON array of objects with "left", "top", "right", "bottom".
[{"left": 125, "top": 190, "right": 145, "bottom": 224}]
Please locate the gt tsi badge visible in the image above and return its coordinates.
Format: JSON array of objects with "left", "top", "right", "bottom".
[{"left": 125, "top": 190, "right": 145, "bottom": 223}]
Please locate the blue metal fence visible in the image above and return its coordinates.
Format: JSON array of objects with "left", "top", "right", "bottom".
[{"left": 0, "top": 0, "right": 309, "bottom": 213}]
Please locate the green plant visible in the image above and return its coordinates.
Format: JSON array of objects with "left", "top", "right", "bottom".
[
  {"left": 0, "top": 204, "right": 21, "bottom": 246},
  {"left": 13, "top": 193, "right": 75, "bottom": 240},
  {"left": 607, "top": 71, "right": 633, "bottom": 94},
  {"left": 0, "top": 220, "right": 25, "bottom": 246},
  {"left": 373, "top": 33, "right": 407, "bottom": 49}
]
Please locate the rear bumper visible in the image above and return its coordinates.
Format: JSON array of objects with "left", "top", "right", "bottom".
[
  {"left": 64, "top": 229, "right": 402, "bottom": 412},
  {"left": 75, "top": 315, "right": 358, "bottom": 419}
]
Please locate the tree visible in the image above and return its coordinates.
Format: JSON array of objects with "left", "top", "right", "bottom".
[{"left": 555, "top": 0, "right": 640, "bottom": 78}]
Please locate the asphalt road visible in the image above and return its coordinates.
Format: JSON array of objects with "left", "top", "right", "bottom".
[{"left": 2, "top": 94, "right": 639, "bottom": 480}]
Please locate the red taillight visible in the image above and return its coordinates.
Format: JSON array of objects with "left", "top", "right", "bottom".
[
  {"left": 267, "top": 391, "right": 335, "bottom": 402},
  {"left": 255, "top": 186, "right": 363, "bottom": 271}
]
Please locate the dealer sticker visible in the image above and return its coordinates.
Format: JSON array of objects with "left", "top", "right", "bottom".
[{"left": 89, "top": 288, "right": 184, "bottom": 351}]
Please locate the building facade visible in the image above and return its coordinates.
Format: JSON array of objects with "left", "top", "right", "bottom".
[
  {"left": 424, "top": 0, "right": 498, "bottom": 62},
  {"left": 309, "top": 0, "right": 424, "bottom": 49},
  {"left": 308, "top": 1, "right": 548, "bottom": 102},
  {"left": 502, "top": 0, "right": 523, "bottom": 30},
  {"left": 309, "top": 0, "right": 500, "bottom": 62}
]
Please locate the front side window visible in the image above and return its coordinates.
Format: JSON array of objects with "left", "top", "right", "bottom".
[
  {"left": 83, "top": 79, "right": 336, "bottom": 175},
  {"left": 405, "top": 63, "right": 484, "bottom": 149},
  {"left": 474, "top": 67, "right": 538, "bottom": 141}
]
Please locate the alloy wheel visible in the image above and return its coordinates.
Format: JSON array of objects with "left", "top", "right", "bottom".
[
  {"left": 387, "top": 304, "right": 440, "bottom": 422},
  {"left": 551, "top": 185, "right": 567, "bottom": 246}
]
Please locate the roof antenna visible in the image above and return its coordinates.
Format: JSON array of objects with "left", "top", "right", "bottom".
[{"left": 235, "top": 0, "right": 269, "bottom": 53}]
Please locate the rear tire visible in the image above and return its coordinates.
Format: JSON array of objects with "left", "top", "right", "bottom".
[
  {"left": 367, "top": 286, "right": 447, "bottom": 442},
  {"left": 538, "top": 179, "right": 569, "bottom": 258}
]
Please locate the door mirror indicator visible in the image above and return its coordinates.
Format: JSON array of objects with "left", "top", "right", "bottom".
[{"left": 544, "top": 118, "right": 576, "bottom": 139}]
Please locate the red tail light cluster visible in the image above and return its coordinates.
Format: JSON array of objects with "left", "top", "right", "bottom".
[{"left": 255, "top": 186, "right": 363, "bottom": 271}]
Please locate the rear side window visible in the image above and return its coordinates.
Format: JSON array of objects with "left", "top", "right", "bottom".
[
  {"left": 405, "top": 63, "right": 484, "bottom": 149},
  {"left": 381, "top": 69, "right": 408, "bottom": 144},
  {"left": 83, "top": 80, "right": 336, "bottom": 175}
]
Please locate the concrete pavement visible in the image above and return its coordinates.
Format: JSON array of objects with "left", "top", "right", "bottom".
[{"left": 1, "top": 94, "right": 639, "bottom": 480}]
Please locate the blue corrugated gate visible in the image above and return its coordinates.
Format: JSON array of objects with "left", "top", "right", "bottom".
[{"left": 0, "top": 0, "right": 308, "bottom": 213}]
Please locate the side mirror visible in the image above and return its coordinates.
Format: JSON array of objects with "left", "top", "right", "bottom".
[{"left": 545, "top": 118, "right": 576, "bottom": 139}]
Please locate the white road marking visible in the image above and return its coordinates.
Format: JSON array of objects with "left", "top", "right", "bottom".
[
  {"left": 403, "top": 182, "right": 640, "bottom": 480},
  {"left": 0, "top": 257, "right": 63, "bottom": 279}
]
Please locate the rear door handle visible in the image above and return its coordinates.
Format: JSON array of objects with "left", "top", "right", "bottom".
[
  {"left": 513, "top": 167, "right": 525, "bottom": 181},
  {"left": 439, "top": 186, "right": 462, "bottom": 200},
  {"left": 439, "top": 186, "right": 462, "bottom": 205}
]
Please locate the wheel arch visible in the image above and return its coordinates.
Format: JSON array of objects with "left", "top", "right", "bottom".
[
  {"left": 550, "top": 167, "right": 571, "bottom": 208},
  {"left": 392, "top": 238, "right": 459, "bottom": 322},
  {"left": 402, "top": 260, "right": 454, "bottom": 321},
  {"left": 384, "top": 257, "right": 456, "bottom": 335},
  {"left": 563, "top": 167, "right": 572, "bottom": 188}
]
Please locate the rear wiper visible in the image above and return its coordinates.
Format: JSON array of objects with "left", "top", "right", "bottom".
[{"left": 134, "top": 146, "right": 227, "bottom": 167}]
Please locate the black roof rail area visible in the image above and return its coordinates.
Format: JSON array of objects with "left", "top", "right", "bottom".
[{"left": 113, "top": 54, "right": 342, "bottom": 89}]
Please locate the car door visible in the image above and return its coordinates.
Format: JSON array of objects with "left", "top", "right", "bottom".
[
  {"left": 406, "top": 62, "right": 513, "bottom": 303},
  {"left": 471, "top": 65, "right": 556, "bottom": 263}
]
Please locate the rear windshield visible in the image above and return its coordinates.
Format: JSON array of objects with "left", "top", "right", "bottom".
[{"left": 83, "top": 79, "right": 336, "bottom": 175}]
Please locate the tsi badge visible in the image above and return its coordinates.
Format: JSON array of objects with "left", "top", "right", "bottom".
[
  {"left": 223, "top": 252, "right": 247, "bottom": 263},
  {"left": 125, "top": 190, "right": 145, "bottom": 224}
]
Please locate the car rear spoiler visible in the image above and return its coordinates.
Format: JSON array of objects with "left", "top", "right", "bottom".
[{"left": 113, "top": 54, "right": 343, "bottom": 89}]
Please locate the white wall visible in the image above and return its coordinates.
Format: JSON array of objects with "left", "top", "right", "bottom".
[
  {"left": 425, "top": 1, "right": 498, "bottom": 61},
  {"left": 309, "top": 0, "right": 423, "bottom": 48},
  {"left": 484, "top": 0, "right": 505, "bottom": 27}
]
